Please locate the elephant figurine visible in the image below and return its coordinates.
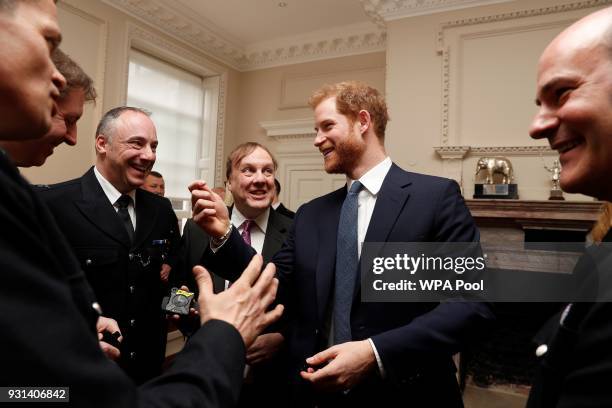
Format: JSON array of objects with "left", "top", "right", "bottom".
[{"left": 475, "top": 157, "right": 514, "bottom": 184}]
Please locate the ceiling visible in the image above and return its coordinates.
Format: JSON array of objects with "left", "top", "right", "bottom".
[
  {"left": 102, "top": 0, "right": 515, "bottom": 71},
  {"left": 171, "top": 0, "right": 374, "bottom": 45}
]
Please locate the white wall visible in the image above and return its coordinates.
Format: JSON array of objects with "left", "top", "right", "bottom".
[{"left": 385, "top": 0, "right": 609, "bottom": 201}]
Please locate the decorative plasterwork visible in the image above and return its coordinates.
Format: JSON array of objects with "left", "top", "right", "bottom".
[
  {"left": 244, "top": 23, "right": 387, "bottom": 71},
  {"left": 360, "top": 0, "right": 514, "bottom": 22},
  {"left": 436, "top": 145, "right": 555, "bottom": 157},
  {"left": 436, "top": 0, "right": 612, "bottom": 50},
  {"left": 104, "top": 0, "right": 244, "bottom": 68},
  {"left": 260, "top": 119, "right": 315, "bottom": 141},
  {"left": 102, "top": 0, "right": 386, "bottom": 71},
  {"left": 436, "top": 0, "right": 612, "bottom": 145},
  {"left": 434, "top": 146, "right": 471, "bottom": 159},
  {"left": 469, "top": 145, "right": 555, "bottom": 157}
]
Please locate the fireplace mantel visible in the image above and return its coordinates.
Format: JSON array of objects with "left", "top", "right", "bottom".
[{"left": 466, "top": 199, "right": 603, "bottom": 231}]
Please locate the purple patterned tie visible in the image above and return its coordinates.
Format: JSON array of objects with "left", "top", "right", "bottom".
[{"left": 241, "top": 220, "right": 253, "bottom": 246}]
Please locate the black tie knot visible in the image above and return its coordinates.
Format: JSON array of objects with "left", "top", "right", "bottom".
[{"left": 116, "top": 194, "right": 132, "bottom": 209}]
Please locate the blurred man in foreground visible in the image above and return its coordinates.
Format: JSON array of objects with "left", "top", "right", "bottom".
[
  {"left": 527, "top": 6, "right": 612, "bottom": 407},
  {"left": 0, "top": 48, "right": 95, "bottom": 167}
]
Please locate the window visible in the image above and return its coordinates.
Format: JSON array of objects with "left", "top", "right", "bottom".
[{"left": 127, "top": 49, "right": 214, "bottom": 203}]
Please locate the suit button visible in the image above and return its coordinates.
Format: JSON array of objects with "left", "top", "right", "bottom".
[
  {"left": 130, "top": 352, "right": 136, "bottom": 360},
  {"left": 130, "top": 319, "right": 136, "bottom": 327},
  {"left": 129, "top": 286, "right": 135, "bottom": 294},
  {"left": 535, "top": 344, "right": 548, "bottom": 357},
  {"left": 85, "top": 259, "right": 92, "bottom": 266}
]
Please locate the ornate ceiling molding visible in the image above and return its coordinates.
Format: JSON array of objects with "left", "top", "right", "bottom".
[
  {"left": 102, "top": 0, "right": 386, "bottom": 71},
  {"left": 243, "top": 23, "right": 386, "bottom": 71},
  {"left": 103, "top": 0, "right": 244, "bottom": 68},
  {"left": 360, "top": 0, "right": 515, "bottom": 21}
]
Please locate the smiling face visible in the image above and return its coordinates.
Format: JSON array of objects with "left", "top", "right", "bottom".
[
  {"left": 227, "top": 146, "right": 275, "bottom": 220},
  {"left": 96, "top": 111, "right": 158, "bottom": 194},
  {"left": 13, "top": 87, "right": 86, "bottom": 166},
  {"left": 529, "top": 12, "right": 612, "bottom": 200},
  {"left": 313, "top": 97, "right": 366, "bottom": 178},
  {"left": 0, "top": 0, "right": 66, "bottom": 140}
]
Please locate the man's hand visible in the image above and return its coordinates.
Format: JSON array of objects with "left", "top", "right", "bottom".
[
  {"left": 300, "top": 340, "right": 377, "bottom": 392},
  {"left": 247, "top": 332, "right": 284, "bottom": 364},
  {"left": 193, "top": 254, "right": 284, "bottom": 348},
  {"left": 189, "top": 181, "right": 230, "bottom": 238},
  {"left": 160, "top": 263, "right": 171, "bottom": 283},
  {"left": 96, "top": 316, "right": 122, "bottom": 361}
]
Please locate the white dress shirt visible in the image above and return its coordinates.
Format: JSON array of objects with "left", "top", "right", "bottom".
[
  {"left": 231, "top": 206, "right": 270, "bottom": 254},
  {"left": 342, "top": 156, "right": 393, "bottom": 376},
  {"left": 94, "top": 166, "right": 136, "bottom": 229}
]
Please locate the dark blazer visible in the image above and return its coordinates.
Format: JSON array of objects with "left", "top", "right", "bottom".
[
  {"left": 180, "top": 207, "right": 293, "bottom": 292},
  {"left": 180, "top": 207, "right": 293, "bottom": 407},
  {"left": 0, "top": 151, "right": 245, "bottom": 407},
  {"left": 38, "top": 167, "right": 180, "bottom": 384},
  {"left": 527, "top": 232, "right": 612, "bottom": 408},
  {"left": 203, "top": 163, "right": 493, "bottom": 407},
  {"left": 275, "top": 202, "right": 295, "bottom": 219}
]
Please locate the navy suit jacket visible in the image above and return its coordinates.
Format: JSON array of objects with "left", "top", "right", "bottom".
[{"left": 204, "top": 164, "right": 493, "bottom": 406}]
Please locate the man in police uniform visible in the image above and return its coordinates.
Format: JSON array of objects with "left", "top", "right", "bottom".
[{"left": 39, "top": 107, "right": 179, "bottom": 383}]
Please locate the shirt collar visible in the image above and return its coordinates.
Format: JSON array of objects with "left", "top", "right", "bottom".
[
  {"left": 346, "top": 156, "right": 392, "bottom": 196},
  {"left": 94, "top": 165, "right": 136, "bottom": 207},
  {"left": 231, "top": 206, "right": 270, "bottom": 234}
]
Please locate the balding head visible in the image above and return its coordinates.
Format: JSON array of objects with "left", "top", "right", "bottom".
[{"left": 529, "top": 6, "right": 612, "bottom": 200}]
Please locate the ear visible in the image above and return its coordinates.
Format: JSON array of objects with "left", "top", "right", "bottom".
[
  {"left": 95, "top": 134, "right": 108, "bottom": 155},
  {"left": 357, "top": 110, "right": 372, "bottom": 135}
]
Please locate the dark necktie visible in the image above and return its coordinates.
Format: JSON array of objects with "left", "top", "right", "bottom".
[
  {"left": 116, "top": 194, "right": 134, "bottom": 243},
  {"left": 333, "top": 181, "right": 362, "bottom": 344},
  {"left": 241, "top": 219, "right": 253, "bottom": 246}
]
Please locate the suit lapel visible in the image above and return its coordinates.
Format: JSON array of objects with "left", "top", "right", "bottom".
[
  {"left": 355, "top": 164, "right": 413, "bottom": 295},
  {"left": 262, "top": 209, "right": 288, "bottom": 263},
  {"left": 316, "top": 187, "right": 345, "bottom": 322},
  {"left": 74, "top": 168, "right": 131, "bottom": 248},
  {"left": 133, "top": 189, "right": 159, "bottom": 249},
  {"left": 364, "top": 164, "right": 412, "bottom": 243}
]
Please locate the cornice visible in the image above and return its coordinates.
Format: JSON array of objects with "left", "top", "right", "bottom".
[
  {"left": 434, "top": 145, "right": 471, "bottom": 159},
  {"left": 469, "top": 145, "right": 556, "bottom": 156},
  {"left": 435, "top": 145, "right": 557, "bottom": 157},
  {"left": 260, "top": 119, "right": 315, "bottom": 141},
  {"left": 360, "top": 0, "right": 515, "bottom": 22},
  {"left": 103, "top": 0, "right": 244, "bottom": 68},
  {"left": 242, "top": 23, "right": 386, "bottom": 71},
  {"left": 102, "top": 0, "right": 386, "bottom": 71}
]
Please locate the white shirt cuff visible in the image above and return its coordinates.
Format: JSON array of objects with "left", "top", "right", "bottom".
[{"left": 368, "top": 338, "right": 386, "bottom": 378}]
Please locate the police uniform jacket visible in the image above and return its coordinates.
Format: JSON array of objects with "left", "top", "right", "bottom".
[{"left": 38, "top": 167, "right": 180, "bottom": 383}]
